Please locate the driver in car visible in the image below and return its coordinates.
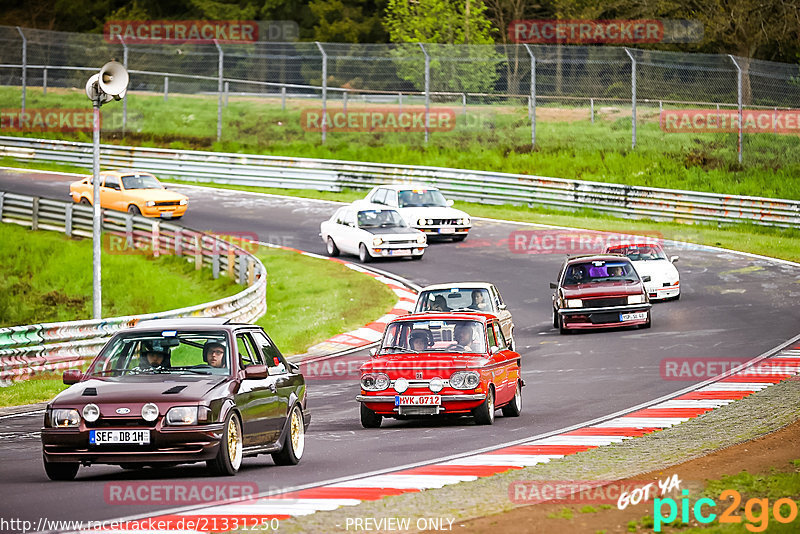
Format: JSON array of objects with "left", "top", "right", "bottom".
[
  {"left": 141, "top": 349, "right": 169, "bottom": 369},
  {"left": 450, "top": 324, "right": 476, "bottom": 352},
  {"left": 204, "top": 342, "right": 227, "bottom": 368}
]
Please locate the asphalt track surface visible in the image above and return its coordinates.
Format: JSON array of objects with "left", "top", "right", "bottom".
[{"left": 1, "top": 168, "right": 799, "bottom": 529}]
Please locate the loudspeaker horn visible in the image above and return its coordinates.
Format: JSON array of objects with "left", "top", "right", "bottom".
[{"left": 98, "top": 61, "right": 129, "bottom": 100}]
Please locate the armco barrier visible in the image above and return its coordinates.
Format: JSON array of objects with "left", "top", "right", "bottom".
[
  {"left": 0, "top": 191, "right": 267, "bottom": 382},
  {"left": 1, "top": 136, "right": 798, "bottom": 227}
]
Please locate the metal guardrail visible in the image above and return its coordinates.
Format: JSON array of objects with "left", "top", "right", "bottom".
[
  {"left": 0, "top": 191, "right": 267, "bottom": 382},
  {"left": 1, "top": 136, "right": 798, "bottom": 228}
]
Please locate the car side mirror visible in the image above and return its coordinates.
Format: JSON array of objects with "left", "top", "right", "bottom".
[
  {"left": 670, "top": 256, "right": 679, "bottom": 263},
  {"left": 369, "top": 348, "right": 378, "bottom": 357},
  {"left": 288, "top": 362, "right": 300, "bottom": 373},
  {"left": 63, "top": 369, "right": 82, "bottom": 385},
  {"left": 642, "top": 275, "right": 652, "bottom": 282},
  {"left": 549, "top": 282, "right": 557, "bottom": 289},
  {"left": 498, "top": 303, "right": 507, "bottom": 311},
  {"left": 244, "top": 365, "right": 268, "bottom": 379},
  {"left": 446, "top": 199, "right": 454, "bottom": 207},
  {"left": 490, "top": 346, "right": 501, "bottom": 355}
]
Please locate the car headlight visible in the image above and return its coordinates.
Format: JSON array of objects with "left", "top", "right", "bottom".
[
  {"left": 145, "top": 201, "right": 156, "bottom": 207},
  {"left": 141, "top": 402, "right": 159, "bottom": 422},
  {"left": 417, "top": 218, "right": 426, "bottom": 226},
  {"left": 416, "top": 234, "right": 426, "bottom": 244},
  {"left": 427, "top": 219, "right": 434, "bottom": 225},
  {"left": 51, "top": 409, "right": 80, "bottom": 428},
  {"left": 449, "top": 371, "right": 480, "bottom": 390},
  {"left": 628, "top": 295, "right": 645, "bottom": 304},
  {"left": 82, "top": 403, "right": 100, "bottom": 423},
  {"left": 179, "top": 199, "right": 188, "bottom": 206},
  {"left": 566, "top": 299, "right": 583, "bottom": 308},
  {"left": 464, "top": 217, "right": 470, "bottom": 225},
  {"left": 361, "top": 373, "right": 390, "bottom": 391},
  {"left": 394, "top": 377, "right": 409, "bottom": 393},
  {"left": 166, "top": 406, "right": 198, "bottom": 426},
  {"left": 372, "top": 237, "right": 383, "bottom": 246},
  {"left": 429, "top": 377, "right": 444, "bottom": 393}
]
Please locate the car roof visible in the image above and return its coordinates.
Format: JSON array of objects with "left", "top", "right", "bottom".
[
  {"left": 564, "top": 254, "right": 630, "bottom": 264},
  {"left": 131, "top": 317, "right": 238, "bottom": 330},
  {"left": 372, "top": 184, "right": 438, "bottom": 192},
  {"left": 606, "top": 242, "right": 663, "bottom": 248},
  {"left": 419, "top": 282, "right": 496, "bottom": 292},
  {"left": 392, "top": 312, "right": 493, "bottom": 324},
  {"left": 99, "top": 170, "right": 157, "bottom": 178},
  {"left": 350, "top": 200, "right": 400, "bottom": 212}
]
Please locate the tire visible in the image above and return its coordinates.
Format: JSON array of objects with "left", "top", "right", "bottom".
[
  {"left": 360, "top": 403, "right": 382, "bottom": 428},
  {"left": 557, "top": 314, "right": 570, "bottom": 335},
  {"left": 272, "top": 404, "right": 305, "bottom": 466},
  {"left": 452, "top": 235, "right": 467, "bottom": 242},
  {"left": 473, "top": 387, "right": 495, "bottom": 425},
  {"left": 358, "top": 243, "right": 371, "bottom": 263},
  {"left": 412, "top": 253, "right": 423, "bottom": 261},
  {"left": 79, "top": 197, "right": 91, "bottom": 206},
  {"left": 119, "top": 463, "right": 145, "bottom": 470},
  {"left": 127, "top": 204, "right": 141, "bottom": 216},
  {"left": 502, "top": 381, "right": 523, "bottom": 417},
  {"left": 207, "top": 412, "right": 243, "bottom": 476},
  {"left": 326, "top": 237, "right": 340, "bottom": 257},
  {"left": 640, "top": 312, "right": 652, "bottom": 329},
  {"left": 43, "top": 456, "right": 79, "bottom": 481},
  {"left": 552, "top": 309, "right": 559, "bottom": 329}
]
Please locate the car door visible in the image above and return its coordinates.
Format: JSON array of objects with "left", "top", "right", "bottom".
[
  {"left": 491, "top": 286, "right": 514, "bottom": 343},
  {"left": 234, "top": 332, "right": 283, "bottom": 445},
  {"left": 251, "top": 330, "right": 298, "bottom": 432},
  {"left": 487, "top": 321, "right": 514, "bottom": 404},
  {"left": 339, "top": 209, "right": 361, "bottom": 254},
  {"left": 100, "top": 174, "right": 122, "bottom": 211}
]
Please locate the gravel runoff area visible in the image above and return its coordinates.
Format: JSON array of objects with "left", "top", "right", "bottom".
[{"left": 272, "top": 377, "right": 800, "bottom": 534}]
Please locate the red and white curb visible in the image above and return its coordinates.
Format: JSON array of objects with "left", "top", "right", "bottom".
[
  {"left": 257, "top": 243, "right": 418, "bottom": 357},
  {"left": 95, "top": 341, "right": 800, "bottom": 532}
]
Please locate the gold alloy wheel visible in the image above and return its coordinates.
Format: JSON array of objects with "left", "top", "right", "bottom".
[
  {"left": 290, "top": 408, "right": 305, "bottom": 459},
  {"left": 227, "top": 416, "right": 242, "bottom": 470}
]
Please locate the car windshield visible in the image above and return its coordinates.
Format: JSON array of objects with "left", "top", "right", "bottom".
[
  {"left": 416, "top": 288, "right": 492, "bottom": 313},
  {"left": 563, "top": 260, "right": 638, "bottom": 285},
  {"left": 607, "top": 244, "right": 667, "bottom": 261},
  {"left": 357, "top": 209, "right": 406, "bottom": 228},
  {"left": 86, "top": 330, "right": 231, "bottom": 377},
  {"left": 121, "top": 174, "right": 164, "bottom": 190},
  {"left": 397, "top": 189, "right": 447, "bottom": 208},
  {"left": 380, "top": 319, "right": 486, "bottom": 354}
]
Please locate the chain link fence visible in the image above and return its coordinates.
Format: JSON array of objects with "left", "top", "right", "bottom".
[{"left": 1, "top": 25, "right": 799, "bottom": 163}]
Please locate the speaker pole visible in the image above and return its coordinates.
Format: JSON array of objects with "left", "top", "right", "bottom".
[{"left": 91, "top": 95, "right": 102, "bottom": 319}]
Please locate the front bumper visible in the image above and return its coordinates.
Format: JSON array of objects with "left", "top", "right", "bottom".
[
  {"left": 646, "top": 284, "right": 680, "bottom": 300},
  {"left": 141, "top": 205, "right": 188, "bottom": 218},
  {"left": 414, "top": 226, "right": 471, "bottom": 237},
  {"left": 41, "top": 423, "right": 224, "bottom": 465},
  {"left": 370, "top": 244, "right": 427, "bottom": 258},
  {"left": 558, "top": 303, "right": 651, "bottom": 329},
  {"left": 356, "top": 393, "right": 486, "bottom": 415}
]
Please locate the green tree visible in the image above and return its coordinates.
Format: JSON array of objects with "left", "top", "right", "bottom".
[{"left": 309, "top": 0, "right": 388, "bottom": 43}]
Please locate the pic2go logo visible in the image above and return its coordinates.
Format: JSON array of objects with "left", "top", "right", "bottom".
[{"left": 654, "top": 489, "right": 799, "bottom": 532}]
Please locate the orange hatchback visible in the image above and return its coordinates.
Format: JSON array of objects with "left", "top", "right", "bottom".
[{"left": 70, "top": 170, "right": 188, "bottom": 219}]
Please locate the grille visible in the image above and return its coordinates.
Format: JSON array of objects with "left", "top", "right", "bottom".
[
  {"left": 155, "top": 201, "right": 180, "bottom": 207},
  {"left": 584, "top": 297, "right": 627, "bottom": 308},
  {"left": 663, "top": 282, "right": 672, "bottom": 287},
  {"left": 90, "top": 417, "right": 156, "bottom": 428},
  {"left": 398, "top": 406, "right": 441, "bottom": 416},
  {"left": 431, "top": 218, "right": 461, "bottom": 226}
]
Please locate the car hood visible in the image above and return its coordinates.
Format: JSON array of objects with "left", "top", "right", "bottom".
[
  {"left": 362, "top": 352, "right": 490, "bottom": 372},
  {"left": 51, "top": 375, "right": 228, "bottom": 407},
  {"left": 365, "top": 227, "right": 422, "bottom": 236},
  {"left": 631, "top": 260, "right": 679, "bottom": 282},
  {"left": 561, "top": 280, "right": 644, "bottom": 298},
  {"left": 122, "top": 189, "right": 188, "bottom": 202},
  {"left": 397, "top": 206, "right": 469, "bottom": 220}
]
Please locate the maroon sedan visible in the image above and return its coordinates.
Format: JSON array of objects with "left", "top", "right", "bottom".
[
  {"left": 551, "top": 255, "right": 652, "bottom": 333},
  {"left": 41, "top": 318, "right": 309, "bottom": 480}
]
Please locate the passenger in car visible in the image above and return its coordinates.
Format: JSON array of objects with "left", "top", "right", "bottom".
[
  {"left": 409, "top": 330, "right": 432, "bottom": 352},
  {"left": 470, "top": 290, "right": 490, "bottom": 311},
  {"left": 203, "top": 342, "right": 227, "bottom": 368},
  {"left": 430, "top": 295, "right": 449, "bottom": 312}
]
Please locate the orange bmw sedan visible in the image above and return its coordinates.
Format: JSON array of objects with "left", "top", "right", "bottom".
[{"left": 70, "top": 170, "right": 188, "bottom": 219}]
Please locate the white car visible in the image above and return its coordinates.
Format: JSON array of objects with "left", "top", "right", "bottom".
[
  {"left": 320, "top": 204, "right": 427, "bottom": 263},
  {"left": 412, "top": 282, "right": 515, "bottom": 350},
  {"left": 364, "top": 184, "right": 471, "bottom": 241},
  {"left": 605, "top": 242, "right": 680, "bottom": 301}
]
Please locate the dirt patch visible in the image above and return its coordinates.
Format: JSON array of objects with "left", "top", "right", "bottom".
[{"left": 451, "top": 417, "right": 800, "bottom": 533}]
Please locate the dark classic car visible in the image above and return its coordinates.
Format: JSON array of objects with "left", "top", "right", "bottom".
[
  {"left": 41, "top": 318, "right": 309, "bottom": 480},
  {"left": 551, "top": 254, "right": 652, "bottom": 333},
  {"left": 357, "top": 313, "right": 522, "bottom": 427}
]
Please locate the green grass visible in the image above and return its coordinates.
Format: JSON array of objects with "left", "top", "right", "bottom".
[
  {"left": 0, "top": 239, "right": 397, "bottom": 407},
  {"left": 163, "top": 179, "right": 800, "bottom": 264},
  {"left": 2, "top": 87, "right": 799, "bottom": 200},
  {"left": 0, "top": 222, "right": 240, "bottom": 326}
]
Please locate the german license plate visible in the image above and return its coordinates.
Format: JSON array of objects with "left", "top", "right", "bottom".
[
  {"left": 90, "top": 429, "right": 150, "bottom": 445},
  {"left": 620, "top": 312, "right": 648, "bottom": 322},
  {"left": 395, "top": 395, "right": 441, "bottom": 406},
  {"left": 438, "top": 226, "right": 455, "bottom": 234},
  {"left": 389, "top": 249, "right": 411, "bottom": 256},
  {"left": 159, "top": 212, "right": 174, "bottom": 219}
]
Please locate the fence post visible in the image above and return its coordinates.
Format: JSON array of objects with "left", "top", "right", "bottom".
[
  {"left": 125, "top": 214, "right": 133, "bottom": 247},
  {"left": 214, "top": 39, "right": 224, "bottom": 142},
  {"left": 31, "top": 197, "right": 39, "bottom": 231},
  {"left": 16, "top": 27, "right": 26, "bottom": 114},
  {"left": 212, "top": 253, "right": 220, "bottom": 279},
  {"left": 0, "top": 192, "right": 5, "bottom": 221},
  {"left": 118, "top": 36, "right": 128, "bottom": 135},
  {"left": 398, "top": 92, "right": 403, "bottom": 112},
  {"left": 65, "top": 203, "right": 73, "bottom": 237},
  {"left": 175, "top": 228, "right": 182, "bottom": 257},
  {"left": 624, "top": 48, "right": 637, "bottom": 149},
  {"left": 43, "top": 68, "right": 47, "bottom": 95},
  {"left": 281, "top": 86, "right": 286, "bottom": 110},
  {"left": 524, "top": 44, "right": 536, "bottom": 148},
  {"left": 164, "top": 76, "right": 169, "bottom": 102},
  {"left": 238, "top": 256, "right": 247, "bottom": 285},
  {"left": 194, "top": 235, "right": 202, "bottom": 270},
  {"left": 224, "top": 81, "right": 229, "bottom": 107},
  {"left": 419, "top": 43, "right": 430, "bottom": 144},
  {"left": 590, "top": 97, "right": 594, "bottom": 124},
  {"left": 462, "top": 93, "right": 467, "bottom": 116},
  {"left": 343, "top": 90, "right": 348, "bottom": 114},
  {"left": 728, "top": 55, "right": 743, "bottom": 164},
  {"left": 316, "top": 41, "right": 328, "bottom": 144},
  {"left": 227, "top": 247, "right": 235, "bottom": 278},
  {"left": 151, "top": 222, "right": 160, "bottom": 258}
]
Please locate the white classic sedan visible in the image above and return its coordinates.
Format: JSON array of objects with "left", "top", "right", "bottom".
[
  {"left": 320, "top": 204, "right": 427, "bottom": 263},
  {"left": 412, "top": 282, "right": 516, "bottom": 350},
  {"left": 363, "top": 184, "right": 471, "bottom": 241},
  {"left": 605, "top": 242, "right": 680, "bottom": 301}
]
